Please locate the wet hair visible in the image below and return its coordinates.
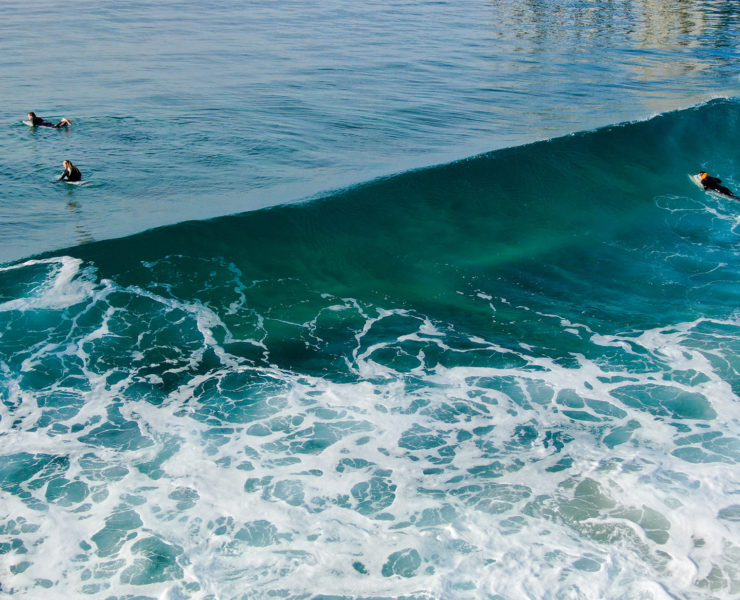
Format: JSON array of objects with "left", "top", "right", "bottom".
[{"left": 28, "top": 111, "right": 36, "bottom": 118}]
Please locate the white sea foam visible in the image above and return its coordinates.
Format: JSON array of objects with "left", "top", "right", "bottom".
[
  {"left": 1, "top": 265, "right": 739, "bottom": 599},
  {"left": 0, "top": 257, "right": 96, "bottom": 312}
]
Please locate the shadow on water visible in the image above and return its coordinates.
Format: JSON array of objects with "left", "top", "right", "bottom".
[{"left": 66, "top": 201, "right": 96, "bottom": 246}]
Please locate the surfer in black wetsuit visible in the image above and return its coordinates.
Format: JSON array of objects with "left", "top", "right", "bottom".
[
  {"left": 58, "top": 160, "right": 82, "bottom": 182},
  {"left": 27, "top": 112, "right": 71, "bottom": 128},
  {"left": 698, "top": 172, "right": 737, "bottom": 199}
]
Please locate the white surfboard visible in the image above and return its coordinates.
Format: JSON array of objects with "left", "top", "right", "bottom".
[
  {"left": 54, "top": 178, "right": 88, "bottom": 186},
  {"left": 689, "top": 173, "right": 704, "bottom": 189},
  {"left": 689, "top": 173, "right": 736, "bottom": 200},
  {"left": 23, "top": 119, "right": 69, "bottom": 128}
]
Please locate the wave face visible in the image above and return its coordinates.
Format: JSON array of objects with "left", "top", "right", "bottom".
[{"left": 1, "top": 99, "right": 740, "bottom": 599}]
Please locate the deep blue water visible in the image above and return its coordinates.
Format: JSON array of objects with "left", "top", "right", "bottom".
[{"left": 1, "top": 2, "right": 740, "bottom": 599}]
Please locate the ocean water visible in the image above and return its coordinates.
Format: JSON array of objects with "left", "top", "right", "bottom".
[
  {"left": 2, "top": 2, "right": 740, "bottom": 600},
  {"left": 1, "top": 0, "right": 739, "bottom": 262}
]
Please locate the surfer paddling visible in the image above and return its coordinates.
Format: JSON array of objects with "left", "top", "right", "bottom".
[
  {"left": 26, "top": 112, "right": 71, "bottom": 128},
  {"left": 58, "top": 160, "right": 82, "bottom": 182},
  {"left": 697, "top": 171, "right": 737, "bottom": 199}
]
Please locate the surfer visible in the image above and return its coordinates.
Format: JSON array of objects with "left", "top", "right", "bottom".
[
  {"left": 26, "top": 112, "right": 71, "bottom": 128},
  {"left": 697, "top": 172, "right": 737, "bottom": 199},
  {"left": 58, "top": 160, "right": 82, "bottom": 182}
]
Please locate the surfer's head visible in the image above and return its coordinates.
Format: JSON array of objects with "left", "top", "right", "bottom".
[
  {"left": 699, "top": 172, "right": 708, "bottom": 180},
  {"left": 27, "top": 112, "right": 36, "bottom": 120},
  {"left": 63, "top": 160, "right": 72, "bottom": 170}
]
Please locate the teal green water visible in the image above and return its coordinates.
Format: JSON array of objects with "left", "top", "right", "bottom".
[
  {"left": 64, "top": 99, "right": 740, "bottom": 341},
  {"left": 2, "top": 0, "right": 740, "bottom": 597},
  {"left": 1, "top": 100, "right": 739, "bottom": 598}
]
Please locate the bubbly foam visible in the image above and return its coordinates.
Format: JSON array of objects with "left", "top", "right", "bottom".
[
  {"left": 1, "top": 251, "right": 738, "bottom": 599},
  {"left": 0, "top": 257, "right": 96, "bottom": 312}
]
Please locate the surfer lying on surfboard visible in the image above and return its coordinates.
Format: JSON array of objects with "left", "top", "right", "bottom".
[
  {"left": 697, "top": 171, "right": 737, "bottom": 199},
  {"left": 58, "top": 160, "right": 82, "bottom": 182},
  {"left": 26, "top": 112, "right": 71, "bottom": 128}
]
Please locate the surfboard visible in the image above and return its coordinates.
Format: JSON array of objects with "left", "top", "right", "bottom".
[
  {"left": 54, "top": 178, "right": 87, "bottom": 186},
  {"left": 689, "top": 173, "right": 736, "bottom": 200},
  {"left": 689, "top": 173, "right": 704, "bottom": 189},
  {"left": 23, "top": 119, "right": 69, "bottom": 128}
]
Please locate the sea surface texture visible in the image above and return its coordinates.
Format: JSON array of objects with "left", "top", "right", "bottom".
[
  {"left": 1, "top": 0, "right": 739, "bottom": 261},
  {"left": 1, "top": 1, "right": 740, "bottom": 599}
]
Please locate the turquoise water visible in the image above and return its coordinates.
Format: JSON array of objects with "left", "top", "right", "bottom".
[{"left": 2, "top": 2, "right": 740, "bottom": 599}]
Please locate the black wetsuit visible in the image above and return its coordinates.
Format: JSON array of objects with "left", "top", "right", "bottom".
[
  {"left": 31, "top": 115, "right": 68, "bottom": 128},
  {"left": 702, "top": 175, "right": 737, "bottom": 199},
  {"left": 59, "top": 165, "right": 82, "bottom": 182}
]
